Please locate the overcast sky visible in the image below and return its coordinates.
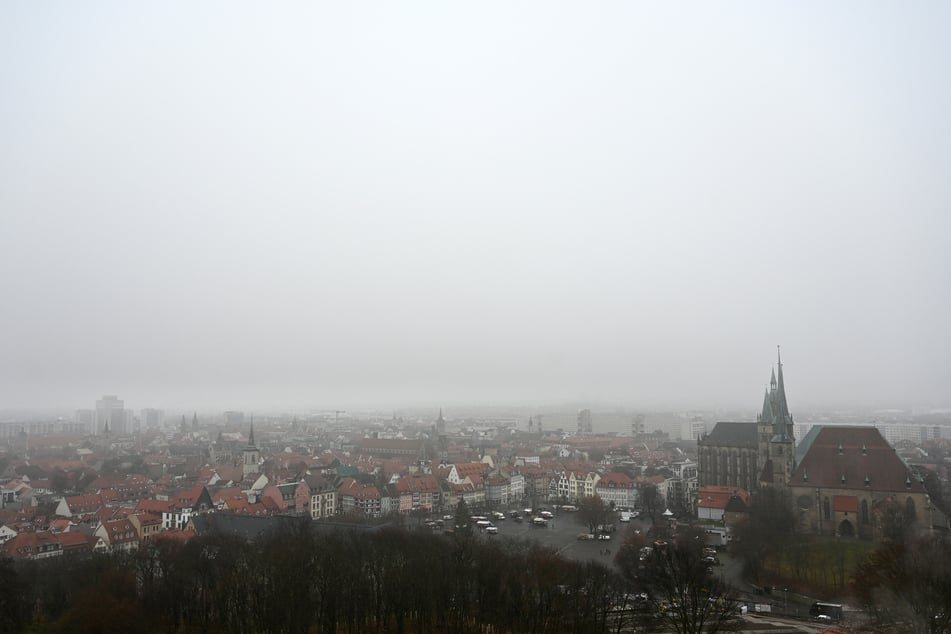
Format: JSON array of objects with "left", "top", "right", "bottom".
[{"left": 1, "top": 2, "right": 949, "bottom": 413}]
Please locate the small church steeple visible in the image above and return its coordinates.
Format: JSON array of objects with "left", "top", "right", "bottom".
[{"left": 243, "top": 419, "right": 260, "bottom": 477}]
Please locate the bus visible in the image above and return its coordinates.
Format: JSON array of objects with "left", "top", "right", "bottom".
[{"left": 809, "top": 602, "right": 842, "bottom": 621}]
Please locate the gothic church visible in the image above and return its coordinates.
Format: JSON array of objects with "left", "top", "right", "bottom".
[{"left": 698, "top": 349, "right": 796, "bottom": 493}]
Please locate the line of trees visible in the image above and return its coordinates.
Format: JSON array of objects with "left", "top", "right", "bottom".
[{"left": 3, "top": 517, "right": 633, "bottom": 634}]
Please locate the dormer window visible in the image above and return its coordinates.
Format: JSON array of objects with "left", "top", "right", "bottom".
[
  {"left": 841, "top": 473, "right": 846, "bottom": 484},
  {"left": 861, "top": 444, "right": 868, "bottom": 456},
  {"left": 864, "top": 474, "right": 871, "bottom": 487},
  {"left": 837, "top": 442, "right": 844, "bottom": 455},
  {"left": 802, "top": 471, "right": 808, "bottom": 482}
]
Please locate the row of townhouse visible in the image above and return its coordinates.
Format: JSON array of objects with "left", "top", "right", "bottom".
[
  {"left": 333, "top": 466, "right": 530, "bottom": 519},
  {"left": 550, "top": 471, "right": 600, "bottom": 501},
  {"left": 1, "top": 529, "right": 104, "bottom": 560},
  {"left": 549, "top": 470, "right": 637, "bottom": 508},
  {"left": 1, "top": 513, "right": 198, "bottom": 561}
]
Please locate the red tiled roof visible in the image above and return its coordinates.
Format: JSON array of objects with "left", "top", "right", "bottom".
[
  {"left": 62, "top": 494, "right": 104, "bottom": 515},
  {"left": 596, "top": 472, "right": 635, "bottom": 488},
  {"left": 404, "top": 475, "right": 440, "bottom": 493},
  {"left": 174, "top": 485, "right": 207, "bottom": 507},
  {"left": 136, "top": 499, "right": 177, "bottom": 514},
  {"left": 211, "top": 487, "right": 246, "bottom": 504},
  {"left": 454, "top": 462, "right": 489, "bottom": 478},
  {"left": 792, "top": 426, "right": 925, "bottom": 493},
  {"left": 153, "top": 528, "right": 195, "bottom": 543},
  {"left": 134, "top": 512, "right": 163, "bottom": 527},
  {"left": 56, "top": 531, "right": 96, "bottom": 552},
  {"left": 696, "top": 486, "right": 751, "bottom": 510}
]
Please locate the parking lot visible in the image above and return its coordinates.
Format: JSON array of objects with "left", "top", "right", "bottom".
[{"left": 469, "top": 508, "right": 652, "bottom": 567}]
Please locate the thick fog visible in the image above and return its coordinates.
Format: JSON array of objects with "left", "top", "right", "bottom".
[{"left": 1, "top": 2, "right": 949, "bottom": 412}]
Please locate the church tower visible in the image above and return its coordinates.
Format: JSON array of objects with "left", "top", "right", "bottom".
[
  {"left": 243, "top": 421, "right": 260, "bottom": 477},
  {"left": 757, "top": 347, "right": 796, "bottom": 488},
  {"left": 436, "top": 408, "right": 449, "bottom": 462}
]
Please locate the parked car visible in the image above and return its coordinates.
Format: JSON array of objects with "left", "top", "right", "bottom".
[
  {"left": 577, "top": 533, "right": 595, "bottom": 541},
  {"left": 485, "top": 526, "right": 498, "bottom": 534}
]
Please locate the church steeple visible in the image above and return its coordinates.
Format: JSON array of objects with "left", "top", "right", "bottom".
[
  {"left": 243, "top": 419, "right": 260, "bottom": 477},
  {"left": 775, "top": 346, "right": 790, "bottom": 423},
  {"left": 760, "top": 389, "right": 772, "bottom": 422}
]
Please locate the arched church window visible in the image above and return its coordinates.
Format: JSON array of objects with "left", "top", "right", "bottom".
[
  {"left": 823, "top": 497, "right": 831, "bottom": 521},
  {"left": 905, "top": 497, "right": 916, "bottom": 522},
  {"left": 861, "top": 499, "right": 869, "bottom": 524}
]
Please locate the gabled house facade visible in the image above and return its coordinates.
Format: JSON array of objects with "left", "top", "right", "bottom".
[
  {"left": 1, "top": 531, "right": 63, "bottom": 560},
  {"left": 306, "top": 475, "right": 337, "bottom": 520},
  {"left": 595, "top": 472, "right": 637, "bottom": 509},
  {"left": 95, "top": 518, "right": 139, "bottom": 553}
]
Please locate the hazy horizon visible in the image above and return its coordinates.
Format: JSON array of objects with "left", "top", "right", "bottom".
[{"left": 2, "top": 3, "right": 949, "bottom": 414}]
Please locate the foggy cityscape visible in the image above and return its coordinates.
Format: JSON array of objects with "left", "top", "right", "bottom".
[{"left": 2, "top": 3, "right": 950, "bottom": 633}]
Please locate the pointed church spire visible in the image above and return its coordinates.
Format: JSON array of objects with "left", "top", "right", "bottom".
[
  {"left": 248, "top": 421, "right": 255, "bottom": 447},
  {"left": 775, "top": 345, "right": 790, "bottom": 425},
  {"left": 192, "top": 411, "right": 198, "bottom": 430},
  {"left": 761, "top": 389, "right": 772, "bottom": 422},
  {"left": 770, "top": 368, "right": 777, "bottom": 391}
]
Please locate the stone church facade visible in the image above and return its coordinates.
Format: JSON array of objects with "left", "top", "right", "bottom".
[
  {"left": 698, "top": 349, "right": 796, "bottom": 493},
  {"left": 788, "top": 425, "right": 931, "bottom": 539}
]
